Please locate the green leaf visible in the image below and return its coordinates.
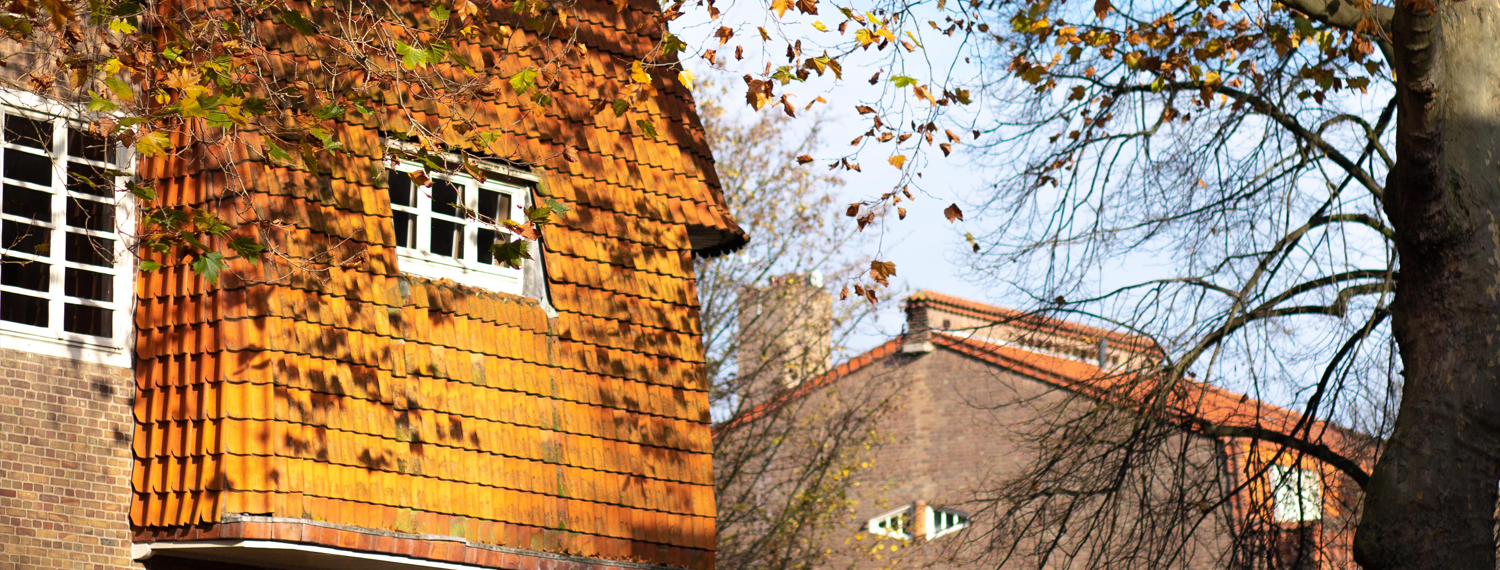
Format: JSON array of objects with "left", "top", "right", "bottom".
[
  {"left": 135, "top": 131, "right": 172, "bottom": 156},
  {"left": 396, "top": 41, "right": 429, "bottom": 69},
  {"left": 313, "top": 104, "right": 345, "bottom": 120},
  {"left": 137, "top": 260, "right": 161, "bottom": 271},
  {"left": 544, "top": 197, "right": 570, "bottom": 215},
  {"left": 524, "top": 205, "right": 553, "bottom": 223},
  {"left": 103, "top": 77, "right": 133, "bottom": 101},
  {"left": 266, "top": 141, "right": 291, "bottom": 164},
  {"left": 889, "top": 75, "right": 918, "bottom": 87},
  {"left": 354, "top": 102, "right": 374, "bottom": 115},
  {"left": 490, "top": 240, "right": 530, "bottom": 269},
  {"left": 429, "top": 4, "right": 451, "bottom": 20},
  {"left": 87, "top": 94, "right": 118, "bottom": 112},
  {"left": 107, "top": 19, "right": 138, "bottom": 33},
  {"left": 227, "top": 236, "right": 265, "bottom": 263},
  {"left": 611, "top": 99, "right": 629, "bottom": 116},
  {"left": 189, "top": 251, "right": 226, "bottom": 283},
  {"left": 193, "top": 209, "right": 233, "bottom": 236},
  {"left": 161, "top": 46, "right": 183, "bottom": 61},
  {"left": 278, "top": 10, "right": 318, "bottom": 35},
  {"left": 635, "top": 119, "right": 658, "bottom": 139},
  {"left": 242, "top": 98, "right": 269, "bottom": 115},
  {"left": 661, "top": 32, "right": 687, "bottom": 55},
  {"left": 127, "top": 182, "right": 156, "bottom": 201},
  {"left": 508, "top": 68, "right": 538, "bottom": 94}
]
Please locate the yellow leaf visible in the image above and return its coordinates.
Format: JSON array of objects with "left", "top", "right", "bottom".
[
  {"left": 758, "top": 27, "right": 771, "bottom": 40},
  {"left": 102, "top": 58, "right": 122, "bottom": 75},
  {"left": 678, "top": 69, "right": 695, "bottom": 90},
  {"left": 912, "top": 85, "right": 936, "bottom": 104},
  {"left": 135, "top": 131, "right": 173, "bottom": 157},
  {"left": 772, "top": 0, "right": 792, "bottom": 17},
  {"left": 888, "top": 155, "right": 906, "bottom": 169},
  {"left": 812, "top": 21, "right": 827, "bottom": 31},
  {"left": 630, "top": 61, "right": 651, "bottom": 84}
]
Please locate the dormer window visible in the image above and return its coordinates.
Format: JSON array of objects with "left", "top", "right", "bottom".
[
  {"left": 867, "top": 506, "right": 912, "bottom": 540},
  {"left": 385, "top": 157, "right": 538, "bottom": 296},
  {"left": 866, "top": 504, "right": 971, "bottom": 540}
]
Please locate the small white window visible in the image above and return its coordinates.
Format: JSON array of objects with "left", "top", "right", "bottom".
[
  {"left": 925, "top": 506, "right": 970, "bottom": 539},
  {"left": 385, "top": 158, "right": 533, "bottom": 295},
  {"left": 0, "top": 101, "right": 133, "bottom": 366},
  {"left": 867, "top": 506, "right": 912, "bottom": 540},
  {"left": 1268, "top": 465, "right": 1322, "bottom": 523}
]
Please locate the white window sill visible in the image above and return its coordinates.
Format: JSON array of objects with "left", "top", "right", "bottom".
[
  {"left": 397, "top": 250, "right": 524, "bottom": 296},
  {"left": 0, "top": 325, "right": 131, "bottom": 368}
]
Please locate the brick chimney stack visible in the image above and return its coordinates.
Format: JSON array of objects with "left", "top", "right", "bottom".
[{"left": 737, "top": 273, "right": 833, "bottom": 404}]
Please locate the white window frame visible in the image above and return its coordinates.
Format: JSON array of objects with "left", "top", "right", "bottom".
[
  {"left": 1268, "top": 464, "right": 1323, "bottom": 523},
  {"left": 384, "top": 155, "right": 536, "bottom": 295},
  {"left": 924, "top": 505, "right": 970, "bottom": 540},
  {"left": 867, "top": 506, "right": 912, "bottom": 540},
  {"left": 0, "top": 90, "right": 135, "bottom": 367}
]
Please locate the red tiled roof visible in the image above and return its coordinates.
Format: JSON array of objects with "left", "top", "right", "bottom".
[{"left": 908, "top": 290, "right": 1161, "bottom": 353}]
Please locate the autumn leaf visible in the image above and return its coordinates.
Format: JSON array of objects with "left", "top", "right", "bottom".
[
  {"left": 944, "top": 203, "right": 964, "bottom": 222},
  {"left": 1093, "top": 0, "right": 1111, "bottom": 20},
  {"left": 796, "top": 0, "right": 818, "bottom": 14},
  {"left": 869, "top": 260, "right": 896, "bottom": 286},
  {"left": 715, "top": 26, "right": 734, "bottom": 45},
  {"left": 678, "top": 69, "right": 696, "bottom": 90},
  {"left": 940, "top": 143, "right": 952, "bottom": 156},
  {"left": 135, "top": 131, "right": 173, "bottom": 156},
  {"left": 856, "top": 105, "right": 876, "bottom": 114},
  {"left": 845, "top": 203, "right": 861, "bottom": 217},
  {"left": 898, "top": 207, "right": 907, "bottom": 219},
  {"left": 630, "top": 61, "right": 652, "bottom": 84},
  {"left": 839, "top": 285, "right": 849, "bottom": 300},
  {"left": 913, "top": 85, "right": 936, "bottom": 104},
  {"left": 771, "top": 0, "right": 792, "bottom": 17},
  {"left": 797, "top": 155, "right": 814, "bottom": 164},
  {"left": 888, "top": 155, "right": 906, "bottom": 169}
]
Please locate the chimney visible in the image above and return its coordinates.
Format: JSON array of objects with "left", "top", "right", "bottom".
[
  {"left": 903, "top": 302, "right": 935, "bottom": 353},
  {"left": 737, "top": 273, "right": 833, "bottom": 404}
]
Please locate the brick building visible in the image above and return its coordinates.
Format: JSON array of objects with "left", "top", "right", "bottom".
[
  {"left": 0, "top": 0, "right": 744, "bottom": 567},
  {"left": 720, "top": 291, "right": 1370, "bottom": 570}
]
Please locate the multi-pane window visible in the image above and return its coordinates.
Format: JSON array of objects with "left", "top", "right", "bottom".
[
  {"left": 1268, "top": 465, "right": 1323, "bottom": 523},
  {"left": 386, "top": 159, "right": 529, "bottom": 294},
  {"left": 0, "top": 109, "right": 129, "bottom": 351},
  {"left": 867, "top": 507, "right": 911, "bottom": 539},
  {"left": 927, "top": 506, "right": 970, "bottom": 539}
]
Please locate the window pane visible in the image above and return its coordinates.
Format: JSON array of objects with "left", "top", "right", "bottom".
[
  {"left": 479, "top": 188, "right": 512, "bottom": 222},
  {"left": 0, "top": 291, "right": 47, "bottom": 327},
  {"left": 65, "top": 233, "right": 114, "bottom": 267},
  {"left": 389, "top": 169, "right": 414, "bottom": 208},
  {"left": 431, "top": 179, "right": 459, "bottom": 217},
  {"left": 478, "top": 229, "right": 499, "bottom": 265},
  {"left": 393, "top": 211, "right": 413, "bottom": 248},
  {"left": 65, "top": 267, "right": 112, "bottom": 302},
  {"left": 66, "top": 162, "right": 113, "bottom": 197},
  {"left": 63, "top": 303, "right": 110, "bottom": 337},
  {"left": 66, "top": 198, "right": 113, "bottom": 231},
  {"left": 2, "top": 221, "right": 50, "bottom": 255},
  {"left": 1, "top": 257, "right": 49, "bottom": 291},
  {"left": 3, "top": 185, "right": 50, "bottom": 220},
  {"left": 4, "top": 148, "right": 52, "bottom": 186},
  {"left": 430, "top": 219, "right": 461, "bottom": 258},
  {"left": 67, "top": 127, "right": 110, "bottom": 163},
  {"left": 5, "top": 114, "right": 51, "bottom": 150}
]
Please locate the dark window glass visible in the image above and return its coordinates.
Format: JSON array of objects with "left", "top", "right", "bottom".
[
  {"left": 64, "top": 233, "right": 114, "bottom": 266},
  {"left": 479, "top": 188, "right": 512, "bottom": 222},
  {"left": 389, "top": 169, "right": 414, "bottom": 208},
  {"left": 5, "top": 114, "right": 51, "bottom": 150},
  {"left": 3, "top": 185, "right": 50, "bottom": 220},
  {"left": 66, "top": 198, "right": 113, "bottom": 231},
  {"left": 2, "top": 221, "right": 49, "bottom": 255},
  {"left": 66, "top": 162, "right": 113, "bottom": 197},
  {"left": 430, "top": 219, "right": 460, "bottom": 258},
  {"left": 67, "top": 127, "right": 109, "bottom": 163},
  {"left": 0, "top": 291, "right": 47, "bottom": 327},
  {"left": 65, "top": 267, "right": 112, "bottom": 302},
  {"left": 393, "top": 211, "right": 413, "bottom": 248},
  {"left": 63, "top": 303, "right": 110, "bottom": 337},
  {"left": 1, "top": 257, "right": 49, "bottom": 291},
  {"left": 4, "top": 148, "right": 52, "bottom": 186},
  {"left": 431, "top": 179, "right": 459, "bottom": 217}
]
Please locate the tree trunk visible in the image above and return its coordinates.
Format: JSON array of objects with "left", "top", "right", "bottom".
[{"left": 1355, "top": 1, "right": 1500, "bottom": 568}]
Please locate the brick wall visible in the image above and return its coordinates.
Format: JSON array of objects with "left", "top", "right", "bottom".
[{"left": 0, "top": 347, "right": 139, "bottom": 570}]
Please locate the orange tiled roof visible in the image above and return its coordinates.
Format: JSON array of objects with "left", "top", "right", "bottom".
[{"left": 130, "top": 0, "right": 740, "bottom": 567}]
